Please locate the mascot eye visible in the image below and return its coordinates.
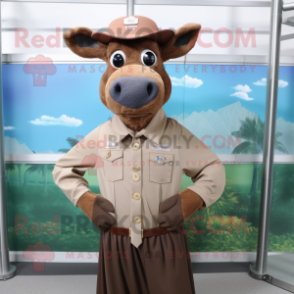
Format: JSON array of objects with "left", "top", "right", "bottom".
[
  {"left": 110, "top": 50, "right": 126, "bottom": 69},
  {"left": 141, "top": 49, "right": 157, "bottom": 67}
]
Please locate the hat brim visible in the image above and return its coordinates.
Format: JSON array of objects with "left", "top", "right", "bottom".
[{"left": 91, "top": 29, "right": 175, "bottom": 45}]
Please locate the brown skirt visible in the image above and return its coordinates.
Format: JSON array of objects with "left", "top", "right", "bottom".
[{"left": 96, "top": 226, "right": 195, "bottom": 294}]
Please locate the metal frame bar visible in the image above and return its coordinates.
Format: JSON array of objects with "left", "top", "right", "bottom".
[
  {"left": 1, "top": 0, "right": 272, "bottom": 6},
  {"left": 283, "top": 16, "right": 294, "bottom": 27},
  {"left": 283, "top": 2, "right": 294, "bottom": 11},
  {"left": 249, "top": 0, "right": 294, "bottom": 292},
  {"left": 281, "top": 33, "right": 294, "bottom": 41},
  {"left": 0, "top": 1, "right": 17, "bottom": 281},
  {"left": 127, "top": 0, "right": 134, "bottom": 15},
  {"left": 282, "top": 16, "right": 294, "bottom": 40},
  {"left": 256, "top": 0, "right": 283, "bottom": 275},
  {"left": 2, "top": 0, "right": 126, "bottom": 3},
  {"left": 135, "top": 0, "right": 271, "bottom": 6},
  {"left": 7, "top": 251, "right": 294, "bottom": 264},
  {"left": 5, "top": 53, "right": 294, "bottom": 66},
  {"left": 3, "top": 154, "right": 294, "bottom": 165}
]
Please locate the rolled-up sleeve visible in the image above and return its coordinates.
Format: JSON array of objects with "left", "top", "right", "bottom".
[
  {"left": 52, "top": 126, "right": 100, "bottom": 206},
  {"left": 179, "top": 125, "right": 226, "bottom": 209}
]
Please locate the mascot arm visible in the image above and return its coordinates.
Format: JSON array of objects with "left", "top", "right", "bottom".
[
  {"left": 52, "top": 126, "right": 101, "bottom": 207},
  {"left": 179, "top": 125, "right": 226, "bottom": 220},
  {"left": 157, "top": 125, "right": 226, "bottom": 229}
]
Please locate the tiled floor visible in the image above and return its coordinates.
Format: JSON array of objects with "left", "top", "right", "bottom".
[{"left": 0, "top": 272, "right": 291, "bottom": 294}]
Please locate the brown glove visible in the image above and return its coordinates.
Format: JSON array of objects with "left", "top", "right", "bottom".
[
  {"left": 157, "top": 190, "right": 204, "bottom": 230},
  {"left": 157, "top": 194, "right": 184, "bottom": 231},
  {"left": 179, "top": 189, "right": 204, "bottom": 221},
  {"left": 77, "top": 190, "right": 116, "bottom": 231}
]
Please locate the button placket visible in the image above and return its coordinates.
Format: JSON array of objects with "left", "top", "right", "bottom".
[
  {"left": 132, "top": 141, "right": 141, "bottom": 151},
  {"left": 130, "top": 137, "right": 142, "bottom": 247},
  {"left": 133, "top": 192, "right": 141, "bottom": 200}
]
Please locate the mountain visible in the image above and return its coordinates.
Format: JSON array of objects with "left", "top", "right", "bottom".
[
  {"left": 276, "top": 118, "right": 294, "bottom": 154},
  {"left": 171, "top": 102, "right": 292, "bottom": 154},
  {"left": 4, "top": 136, "right": 33, "bottom": 154},
  {"left": 216, "top": 101, "right": 257, "bottom": 133}
]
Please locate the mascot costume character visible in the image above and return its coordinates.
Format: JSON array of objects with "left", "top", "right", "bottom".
[{"left": 53, "top": 15, "right": 226, "bottom": 294}]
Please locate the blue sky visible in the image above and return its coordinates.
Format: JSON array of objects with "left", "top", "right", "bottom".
[
  {"left": 2, "top": 63, "right": 293, "bottom": 153},
  {"left": 166, "top": 64, "right": 293, "bottom": 122}
]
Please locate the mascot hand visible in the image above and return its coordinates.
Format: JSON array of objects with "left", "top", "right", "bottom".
[
  {"left": 179, "top": 189, "right": 204, "bottom": 221},
  {"left": 77, "top": 190, "right": 116, "bottom": 231},
  {"left": 157, "top": 194, "right": 184, "bottom": 231},
  {"left": 157, "top": 190, "right": 205, "bottom": 230}
]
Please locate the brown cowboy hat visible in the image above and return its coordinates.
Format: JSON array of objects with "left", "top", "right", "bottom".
[{"left": 91, "top": 15, "right": 175, "bottom": 45}]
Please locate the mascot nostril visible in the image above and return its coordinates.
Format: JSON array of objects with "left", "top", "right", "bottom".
[
  {"left": 114, "top": 83, "right": 121, "bottom": 94},
  {"left": 147, "top": 83, "right": 153, "bottom": 96},
  {"left": 109, "top": 76, "right": 159, "bottom": 109}
]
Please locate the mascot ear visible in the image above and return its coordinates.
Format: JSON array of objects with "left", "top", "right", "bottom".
[
  {"left": 63, "top": 27, "right": 108, "bottom": 60},
  {"left": 160, "top": 23, "right": 201, "bottom": 61}
]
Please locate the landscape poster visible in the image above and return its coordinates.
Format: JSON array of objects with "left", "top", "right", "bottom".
[{"left": 3, "top": 61, "right": 294, "bottom": 256}]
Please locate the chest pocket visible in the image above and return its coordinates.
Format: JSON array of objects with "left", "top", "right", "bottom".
[
  {"left": 149, "top": 153, "right": 174, "bottom": 183},
  {"left": 101, "top": 149, "right": 123, "bottom": 181}
]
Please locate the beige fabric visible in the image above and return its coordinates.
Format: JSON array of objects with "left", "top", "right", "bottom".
[{"left": 52, "top": 108, "right": 226, "bottom": 247}]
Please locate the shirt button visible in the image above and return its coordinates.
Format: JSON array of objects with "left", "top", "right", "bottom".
[
  {"left": 133, "top": 216, "right": 141, "bottom": 223},
  {"left": 132, "top": 173, "right": 140, "bottom": 182},
  {"left": 132, "top": 142, "right": 140, "bottom": 151},
  {"left": 133, "top": 192, "right": 141, "bottom": 200}
]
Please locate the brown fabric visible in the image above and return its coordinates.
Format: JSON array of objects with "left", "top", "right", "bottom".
[
  {"left": 97, "top": 226, "right": 195, "bottom": 294},
  {"left": 109, "top": 226, "right": 130, "bottom": 236},
  {"left": 98, "top": 38, "right": 172, "bottom": 131},
  {"left": 104, "top": 61, "right": 167, "bottom": 131},
  {"left": 92, "top": 196, "right": 116, "bottom": 231},
  {"left": 63, "top": 27, "right": 108, "bottom": 60},
  {"left": 91, "top": 15, "right": 175, "bottom": 45},
  {"left": 157, "top": 194, "right": 184, "bottom": 231},
  {"left": 160, "top": 23, "right": 201, "bottom": 62},
  {"left": 77, "top": 190, "right": 98, "bottom": 220},
  {"left": 109, "top": 226, "right": 169, "bottom": 237},
  {"left": 179, "top": 189, "right": 205, "bottom": 221},
  {"left": 143, "top": 226, "right": 170, "bottom": 238}
]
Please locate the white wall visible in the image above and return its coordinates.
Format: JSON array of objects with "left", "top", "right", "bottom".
[{"left": 2, "top": 1, "right": 294, "bottom": 62}]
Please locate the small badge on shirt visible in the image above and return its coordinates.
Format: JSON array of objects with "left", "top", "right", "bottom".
[
  {"left": 106, "top": 151, "right": 111, "bottom": 159},
  {"left": 156, "top": 156, "right": 167, "bottom": 163}
]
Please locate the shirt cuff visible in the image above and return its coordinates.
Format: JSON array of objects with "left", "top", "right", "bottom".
[
  {"left": 71, "top": 186, "right": 91, "bottom": 207},
  {"left": 187, "top": 186, "right": 209, "bottom": 211}
]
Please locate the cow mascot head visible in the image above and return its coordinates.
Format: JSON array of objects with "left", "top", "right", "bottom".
[{"left": 63, "top": 15, "right": 201, "bottom": 131}]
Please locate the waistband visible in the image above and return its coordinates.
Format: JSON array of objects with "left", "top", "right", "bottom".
[{"left": 109, "top": 226, "right": 170, "bottom": 238}]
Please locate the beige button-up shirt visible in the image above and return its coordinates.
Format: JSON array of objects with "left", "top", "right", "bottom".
[{"left": 52, "top": 108, "right": 226, "bottom": 247}]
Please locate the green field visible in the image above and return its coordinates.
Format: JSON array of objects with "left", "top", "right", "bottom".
[{"left": 5, "top": 163, "right": 294, "bottom": 252}]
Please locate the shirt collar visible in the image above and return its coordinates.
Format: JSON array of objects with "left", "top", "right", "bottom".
[{"left": 111, "top": 108, "right": 167, "bottom": 145}]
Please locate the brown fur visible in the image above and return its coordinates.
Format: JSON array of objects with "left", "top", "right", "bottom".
[
  {"left": 65, "top": 22, "right": 203, "bottom": 221},
  {"left": 179, "top": 189, "right": 204, "bottom": 221},
  {"left": 63, "top": 27, "right": 108, "bottom": 60},
  {"left": 77, "top": 190, "right": 99, "bottom": 221},
  {"left": 100, "top": 39, "right": 171, "bottom": 131},
  {"left": 160, "top": 23, "right": 201, "bottom": 61}
]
